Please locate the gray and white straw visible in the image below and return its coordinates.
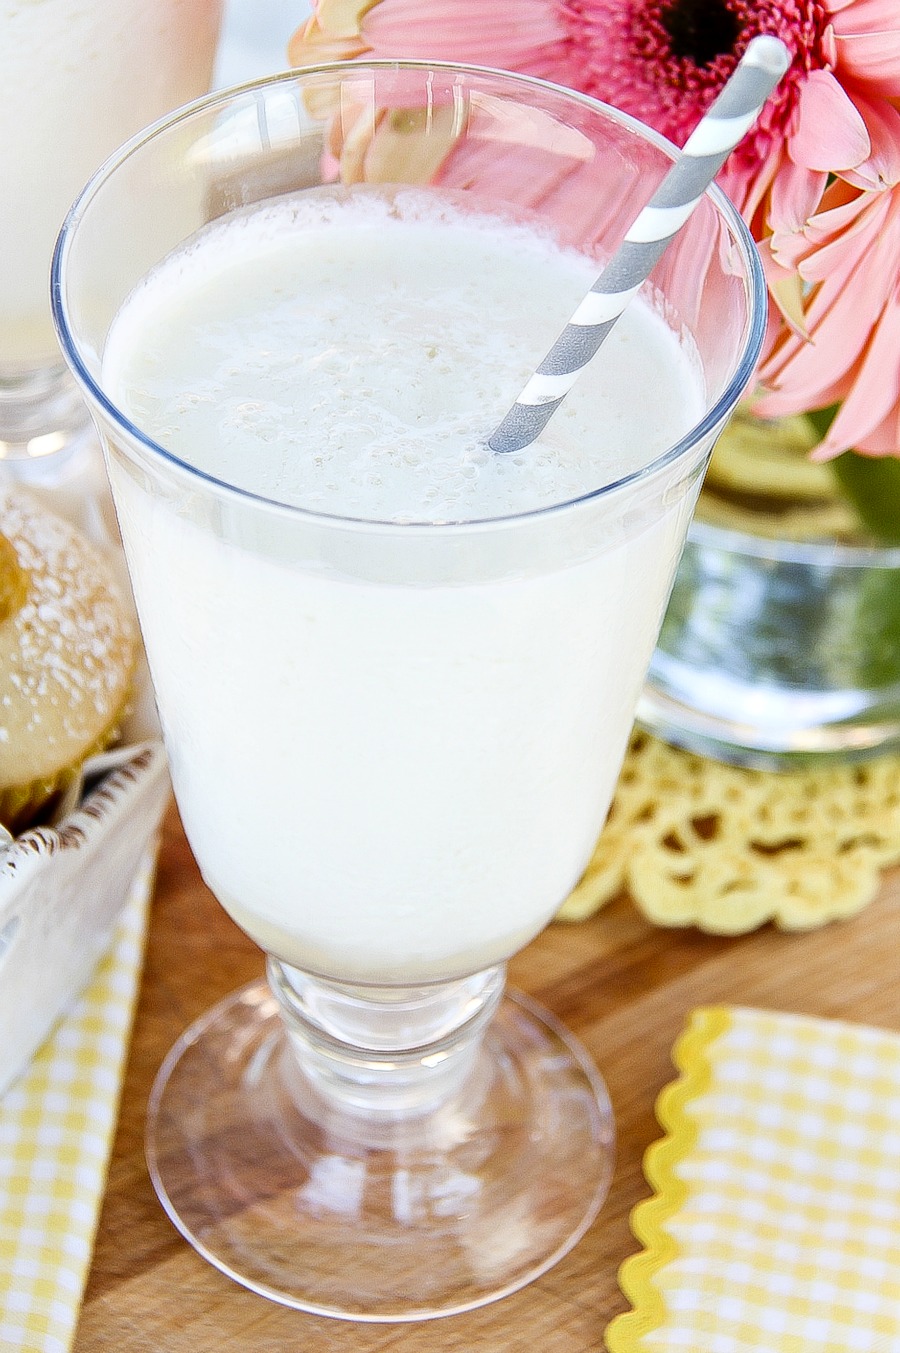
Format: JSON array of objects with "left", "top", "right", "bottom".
[{"left": 487, "top": 34, "right": 790, "bottom": 454}]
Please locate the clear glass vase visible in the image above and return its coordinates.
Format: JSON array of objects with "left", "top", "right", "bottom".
[{"left": 640, "top": 523, "right": 900, "bottom": 767}]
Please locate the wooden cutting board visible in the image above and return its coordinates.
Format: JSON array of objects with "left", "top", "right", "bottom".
[{"left": 74, "top": 800, "right": 900, "bottom": 1352}]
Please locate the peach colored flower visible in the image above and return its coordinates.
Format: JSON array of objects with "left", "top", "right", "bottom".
[
  {"left": 758, "top": 107, "right": 900, "bottom": 459},
  {"left": 289, "top": 0, "right": 900, "bottom": 458}
]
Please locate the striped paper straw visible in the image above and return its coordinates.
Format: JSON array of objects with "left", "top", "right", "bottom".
[{"left": 487, "top": 34, "right": 790, "bottom": 454}]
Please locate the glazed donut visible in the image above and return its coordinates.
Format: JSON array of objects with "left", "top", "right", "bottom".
[{"left": 0, "top": 486, "right": 138, "bottom": 833}]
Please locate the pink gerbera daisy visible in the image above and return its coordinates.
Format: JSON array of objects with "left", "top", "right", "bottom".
[{"left": 290, "top": 0, "right": 900, "bottom": 458}]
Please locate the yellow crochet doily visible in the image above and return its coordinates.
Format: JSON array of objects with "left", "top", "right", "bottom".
[{"left": 558, "top": 730, "right": 900, "bottom": 934}]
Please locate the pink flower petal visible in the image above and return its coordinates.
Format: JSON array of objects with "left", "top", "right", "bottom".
[
  {"left": 839, "top": 93, "right": 900, "bottom": 190},
  {"left": 439, "top": 137, "right": 575, "bottom": 212},
  {"left": 437, "top": 136, "right": 658, "bottom": 256},
  {"left": 761, "top": 190, "right": 900, "bottom": 410},
  {"left": 831, "top": 0, "right": 900, "bottom": 96},
  {"left": 816, "top": 294, "right": 900, "bottom": 456},
  {"left": 821, "top": 22, "right": 839, "bottom": 65},
  {"left": 361, "top": 0, "right": 566, "bottom": 67},
  {"left": 755, "top": 372, "right": 852, "bottom": 422},
  {"left": 719, "top": 146, "right": 782, "bottom": 225},
  {"left": 799, "top": 193, "right": 899, "bottom": 286},
  {"left": 854, "top": 406, "right": 900, "bottom": 456},
  {"left": 287, "top": 20, "right": 367, "bottom": 67},
  {"left": 837, "top": 32, "right": 900, "bottom": 96},
  {"left": 769, "top": 180, "right": 883, "bottom": 276},
  {"left": 801, "top": 181, "right": 874, "bottom": 241},
  {"left": 759, "top": 251, "right": 881, "bottom": 407},
  {"left": 789, "top": 70, "right": 870, "bottom": 171},
  {"left": 768, "top": 160, "right": 828, "bottom": 235},
  {"left": 761, "top": 255, "right": 809, "bottom": 340}
]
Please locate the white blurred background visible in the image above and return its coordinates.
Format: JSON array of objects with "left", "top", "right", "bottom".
[{"left": 214, "top": 0, "right": 312, "bottom": 88}]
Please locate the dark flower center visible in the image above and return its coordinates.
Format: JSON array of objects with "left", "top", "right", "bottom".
[{"left": 661, "top": 0, "right": 741, "bottom": 67}]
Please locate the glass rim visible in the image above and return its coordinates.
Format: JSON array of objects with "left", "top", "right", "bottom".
[
  {"left": 688, "top": 516, "right": 900, "bottom": 567},
  {"left": 51, "top": 58, "right": 768, "bottom": 534}
]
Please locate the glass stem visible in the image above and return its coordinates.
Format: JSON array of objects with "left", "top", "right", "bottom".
[{"left": 267, "top": 958, "right": 505, "bottom": 1117}]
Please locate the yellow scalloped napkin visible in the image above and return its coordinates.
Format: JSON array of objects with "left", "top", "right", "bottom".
[
  {"left": 607, "top": 1006, "right": 900, "bottom": 1352},
  {"left": 0, "top": 861, "right": 151, "bottom": 1353}
]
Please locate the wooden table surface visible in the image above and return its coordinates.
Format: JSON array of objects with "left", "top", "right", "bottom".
[{"left": 74, "top": 800, "right": 900, "bottom": 1352}]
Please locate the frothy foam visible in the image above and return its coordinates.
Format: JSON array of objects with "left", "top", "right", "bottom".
[{"left": 103, "top": 187, "right": 703, "bottom": 522}]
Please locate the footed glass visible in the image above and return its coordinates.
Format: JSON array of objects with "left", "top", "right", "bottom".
[
  {"left": 53, "top": 64, "right": 765, "bottom": 1319},
  {"left": 0, "top": 0, "right": 220, "bottom": 476}
]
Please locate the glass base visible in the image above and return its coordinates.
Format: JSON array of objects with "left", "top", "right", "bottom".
[
  {"left": 145, "top": 979, "right": 614, "bottom": 1320},
  {"left": 637, "top": 678, "right": 900, "bottom": 770}
]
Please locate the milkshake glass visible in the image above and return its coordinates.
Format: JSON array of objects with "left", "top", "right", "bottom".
[
  {"left": 1, "top": 0, "right": 221, "bottom": 480},
  {"left": 53, "top": 64, "right": 765, "bottom": 1319}
]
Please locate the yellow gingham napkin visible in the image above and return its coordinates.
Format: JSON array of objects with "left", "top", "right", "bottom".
[
  {"left": 0, "top": 861, "right": 151, "bottom": 1353},
  {"left": 607, "top": 1006, "right": 900, "bottom": 1352}
]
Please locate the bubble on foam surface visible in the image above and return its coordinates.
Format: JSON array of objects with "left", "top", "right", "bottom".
[{"left": 103, "top": 187, "right": 703, "bottom": 522}]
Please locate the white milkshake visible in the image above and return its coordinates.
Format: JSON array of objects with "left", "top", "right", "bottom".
[
  {"left": 103, "top": 188, "right": 705, "bottom": 984},
  {"left": 1, "top": 0, "right": 221, "bottom": 370}
]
